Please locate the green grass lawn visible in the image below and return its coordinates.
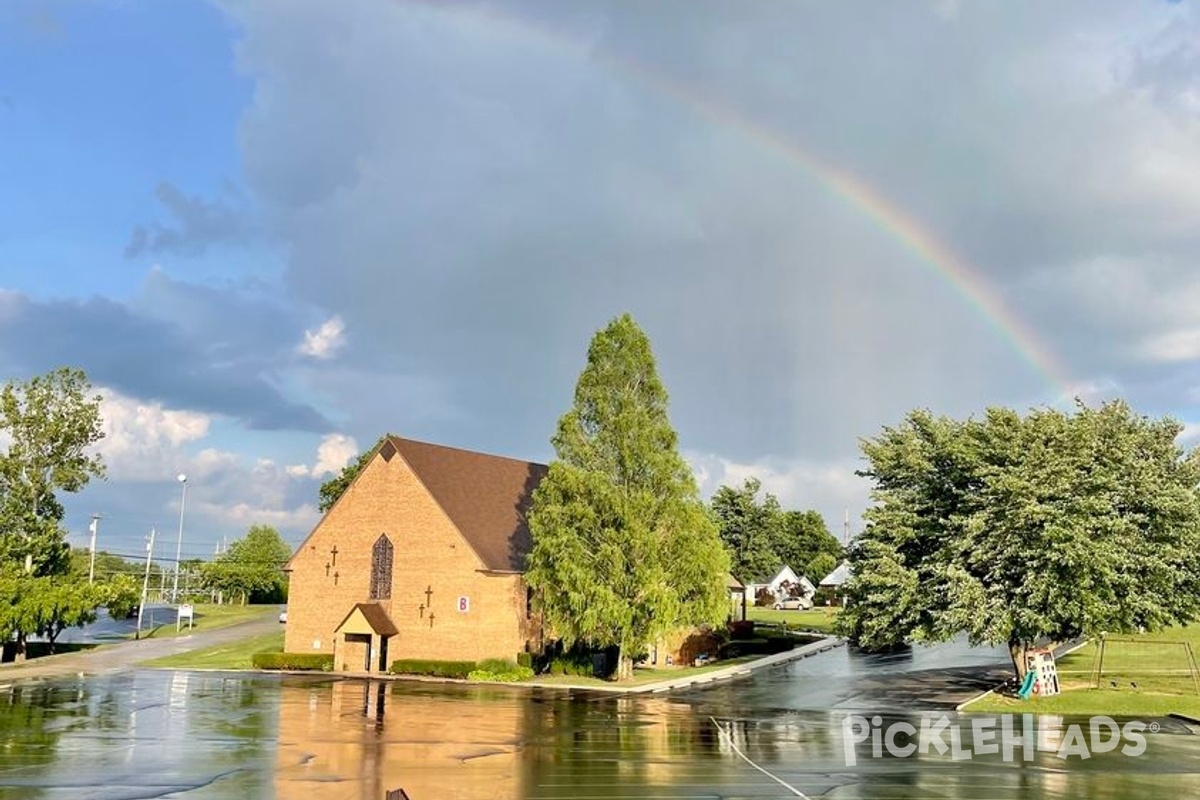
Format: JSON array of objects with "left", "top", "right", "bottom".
[
  {"left": 747, "top": 606, "right": 841, "bottom": 634},
  {"left": 965, "top": 624, "right": 1200, "bottom": 718},
  {"left": 140, "top": 630, "right": 285, "bottom": 670},
  {"left": 134, "top": 604, "right": 277, "bottom": 640}
]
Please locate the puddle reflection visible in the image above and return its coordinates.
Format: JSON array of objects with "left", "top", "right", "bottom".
[{"left": 0, "top": 670, "right": 1196, "bottom": 799}]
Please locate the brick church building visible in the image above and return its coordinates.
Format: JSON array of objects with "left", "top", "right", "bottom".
[{"left": 283, "top": 436, "right": 546, "bottom": 673}]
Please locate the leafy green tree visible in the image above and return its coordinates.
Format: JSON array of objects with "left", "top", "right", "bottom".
[
  {"left": 317, "top": 435, "right": 390, "bottom": 512},
  {"left": 0, "top": 368, "right": 106, "bottom": 660},
  {"left": 840, "top": 401, "right": 1200, "bottom": 676},
  {"left": 0, "top": 368, "right": 105, "bottom": 575},
  {"left": 710, "top": 478, "right": 783, "bottom": 582},
  {"left": 101, "top": 574, "right": 140, "bottom": 620},
  {"left": 805, "top": 552, "right": 838, "bottom": 586},
  {"left": 526, "top": 314, "right": 729, "bottom": 680},
  {"left": 200, "top": 524, "right": 292, "bottom": 604},
  {"left": 777, "top": 510, "right": 842, "bottom": 582}
]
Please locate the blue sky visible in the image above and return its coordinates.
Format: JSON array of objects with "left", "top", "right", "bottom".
[{"left": 2, "top": 0, "right": 1199, "bottom": 562}]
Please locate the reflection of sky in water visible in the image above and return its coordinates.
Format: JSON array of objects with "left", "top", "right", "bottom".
[{"left": 0, "top": 654, "right": 1195, "bottom": 799}]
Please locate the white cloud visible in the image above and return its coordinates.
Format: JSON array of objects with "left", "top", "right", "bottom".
[
  {"left": 1178, "top": 422, "right": 1200, "bottom": 445},
  {"left": 1140, "top": 328, "right": 1200, "bottom": 363},
  {"left": 285, "top": 432, "right": 358, "bottom": 478},
  {"left": 686, "top": 450, "right": 869, "bottom": 539},
  {"left": 96, "top": 388, "right": 214, "bottom": 481},
  {"left": 297, "top": 315, "right": 346, "bottom": 360},
  {"left": 195, "top": 499, "right": 320, "bottom": 531}
]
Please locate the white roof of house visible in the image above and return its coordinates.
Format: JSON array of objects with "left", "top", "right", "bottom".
[{"left": 820, "top": 561, "right": 852, "bottom": 587}]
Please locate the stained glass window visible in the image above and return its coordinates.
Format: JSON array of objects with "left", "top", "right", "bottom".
[{"left": 370, "top": 534, "right": 393, "bottom": 600}]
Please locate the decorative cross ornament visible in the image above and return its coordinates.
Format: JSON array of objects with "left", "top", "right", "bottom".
[
  {"left": 330, "top": 546, "right": 338, "bottom": 567},
  {"left": 424, "top": 585, "right": 433, "bottom": 606},
  {"left": 428, "top": 612, "right": 435, "bottom": 628},
  {"left": 333, "top": 571, "right": 339, "bottom": 586},
  {"left": 418, "top": 604, "right": 424, "bottom": 618},
  {"left": 325, "top": 563, "right": 331, "bottom": 577}
]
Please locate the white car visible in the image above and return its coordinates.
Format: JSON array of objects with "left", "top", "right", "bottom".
[{"left": 773, "top": 597, "right": 811, "bottom": 611}]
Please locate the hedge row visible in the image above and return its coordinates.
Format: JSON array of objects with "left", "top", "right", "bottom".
[
  {"left": 717, "top": 636, "right": 796, "bottom": 659},
  {"left": 252, "top": 652, "right": 334, "bottom": 671},
  {"left": 389, "top": 659, "right": 478, "bottom": 679}
]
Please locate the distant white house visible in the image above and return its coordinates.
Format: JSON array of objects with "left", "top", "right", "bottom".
[
  {"left": 746, "top": 565, "right": 815, "bottom": 607},
  {"left": 819, "top": 561, "right": 852, "bottom": 588},
  {"left": 819, "top": 561, "right": 853, "bottom": 606}
]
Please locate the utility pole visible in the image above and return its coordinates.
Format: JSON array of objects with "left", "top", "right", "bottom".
[
  {"left": 136, "top": 529, "right": 156, "bottom": 640},
  {"left": 88, "top": 514, "right": 100, "bottom": 584},
  {"left": 843, "top": 509, "right": 850, "bottom": 546},
  {"left": 172, "top": 474, "right": 188, "bottom": 603}
]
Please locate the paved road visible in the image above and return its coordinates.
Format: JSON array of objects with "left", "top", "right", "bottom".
[{"left": 0, "top": 611, "right": 280, "bottom": 684}]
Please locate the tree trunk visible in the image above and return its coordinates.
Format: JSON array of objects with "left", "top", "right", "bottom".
[
  {"left": 1009, "top": 639, "right": 1029, "bottom": 678},
  {"left": 615, "top": 647, "right": 634, "bottom": 682},
  {"left": 13, "top": 631, "right": 27, "bottom": 663},
  {"left": 47, "top": 628, "right": 59, "bottom": 655}
]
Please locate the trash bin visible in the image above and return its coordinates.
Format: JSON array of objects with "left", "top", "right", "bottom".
[{"left": 592, "top": 652, "right": 608, "bottom": 678}]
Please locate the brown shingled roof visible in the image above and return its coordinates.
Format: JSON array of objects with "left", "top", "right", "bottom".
[
  {"left": 334, "top": 602, "right": 399, "bottom": 636},
  {"left": 386, "top": 436, "right": 547, "bottom": 573}
]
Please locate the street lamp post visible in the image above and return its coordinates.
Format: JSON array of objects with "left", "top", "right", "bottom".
[{"left": 172, "top": 474, "right": 187, "bottom": 604}]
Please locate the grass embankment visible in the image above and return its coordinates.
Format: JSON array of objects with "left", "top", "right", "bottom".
[
  {"left": 965, "top": 625, "right": 1200, "bottom": 718},
  {"left": 133, "top": 604, "right": 276, "bottom": 640},
  {"left": 141, "top": 631, "right": 285, "bottom": 670},
  {"left": 748, "top": 606, "right": 841, "bottom": 634}
]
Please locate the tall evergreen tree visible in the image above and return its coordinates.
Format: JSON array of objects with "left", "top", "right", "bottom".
[{"left": 525, "top": 314, "right": 729, "bottom": 680}]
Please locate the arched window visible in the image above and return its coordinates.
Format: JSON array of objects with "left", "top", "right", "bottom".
[{"left": 370, "top": 534, "right": 393, "bottom": 600}]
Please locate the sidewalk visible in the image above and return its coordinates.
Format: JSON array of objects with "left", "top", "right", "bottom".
[
  {"left": 519, "top": 636, "right": 846, "bottom": 694},
  {"left": 0, "top": 613, "right": 281, "bottom": 686}
]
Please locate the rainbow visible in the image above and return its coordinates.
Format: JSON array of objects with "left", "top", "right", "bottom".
[{"left": 402, "top": 1, "right": 1076, "bottom": 396}]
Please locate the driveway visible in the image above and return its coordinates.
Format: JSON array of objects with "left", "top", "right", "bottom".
[{"left": 0, "top": 611, "right": 281, "bottom": 684}]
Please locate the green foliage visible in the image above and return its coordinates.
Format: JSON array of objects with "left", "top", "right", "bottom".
[
  {"left": 0, "top": 368, "right": 107, "bottom": 660},
  {"left": 840, "top": 401, "right": 1200, "bottom": 676},
  {"left": 0, "top": 368, "right": 105, "bottom": 575},
  {"left": 526, "top": 314, "right": 730, "bottom": 680},
  {"left": 199, "top": 524, "right": 291, "bottom": 604},
  {"left": 806, "top": 553, "right": 838, "bottom": 586},
  {"left": 711, "top": 479, "right": 841, "bottom": 584},
  {"left": 388, "top": 659, "right": 477, "bottom": 678},
  {"left": 710, "top": 478, "right": 783, "bottom": 582},
  {"left": 251, "top": 652, "right": 334, "bottom": 671},
  {"left": 101, "top": 574, "right": 140, "bottom": 619},
  {"left": 780, "top": 510, "right": 843, "bottom": 582},
  {"left": 516, "top": 652, "right": 533, "bottom": 669},
  {"left": 548, "top": 653, "right": 596, "bottom": 677},
  {"left": 317, "top": 435, "right": 390, "bottom": 512},
  {"left": 468, "top": 659, "right": 535, "bottom": 682}
]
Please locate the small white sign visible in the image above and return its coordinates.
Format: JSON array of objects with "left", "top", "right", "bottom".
[
  {"left": 178, "top": 604, "right": 194, "bottom": 619},
  {"left": 457, "top": 596, "right": 470, "bottom": 613}
]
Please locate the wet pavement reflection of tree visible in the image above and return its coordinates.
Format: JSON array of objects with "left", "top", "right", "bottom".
[{"left": 0, "top": 664, "right": 1196, "bottom": 799}]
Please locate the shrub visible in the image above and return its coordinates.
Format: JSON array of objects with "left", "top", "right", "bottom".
[
  {"left": 468, "top": 660, "right": 535, "bottom": 682},
  {"left": 549, "top": 654, "right": 594, "bottom": 676},
  {"left": 252, "top": 652, "right": 334, "bottom": 671},
  {"left": 388, "top": 659, "right": 477, "bottom": 679},
  {"left": 718, "top": 635, "right": 797, "bottom": 659},
  {"left": 727, "top": 619, "right": 755, "bottom": 639},
  {"left": 754, "top": 587, "right": 775, "bottom": 607},
  {"left": 516, "top": 652, "right": 533, "bottom": 669}
]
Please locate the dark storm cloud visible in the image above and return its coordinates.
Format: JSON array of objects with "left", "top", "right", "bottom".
[
  {"left": 213, "top": 0, "right": 1200, "bottom": 472},
  {"left": 0, "top": 282, "right": 330, "bottom": 432},
  {"left": 125, "top": 182, "right": 257, "bottom": 259}
]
